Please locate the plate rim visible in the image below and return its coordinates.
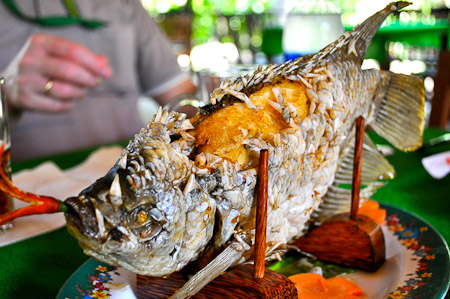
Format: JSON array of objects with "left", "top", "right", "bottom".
[{"left": 379, "top": 201, "right": 450, "bottom": 299}]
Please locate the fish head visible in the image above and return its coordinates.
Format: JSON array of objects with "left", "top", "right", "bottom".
[{"left": 63, "top": 113, "right": 216, "bottom": 276}]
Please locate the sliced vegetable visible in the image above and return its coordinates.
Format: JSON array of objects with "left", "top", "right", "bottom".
[
  {"left": 359, "top": 199, "right": 386, "bottom": 224},
  {"left": 289, "top": 273, "right": 364, "bottom": 298},
  {"left": 326, "top": 277, "right": 364, "bottom": 297}
]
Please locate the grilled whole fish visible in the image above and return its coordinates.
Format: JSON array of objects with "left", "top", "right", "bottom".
[{"left": 63, "top": 1, "right": 424, "bottom": 291}]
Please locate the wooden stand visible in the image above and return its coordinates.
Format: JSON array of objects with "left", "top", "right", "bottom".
[
  {"left": 292, "top": 213, "right": 385, "bottom": 272},
  {"left": 136, "top": 150, "right": 298, "bottom": 298},
  {"left": 137, "top": 264, "right": 297, "bottom": 298},
  {"left": 293, "top": 117, "right": 386, "bottom": 272}
]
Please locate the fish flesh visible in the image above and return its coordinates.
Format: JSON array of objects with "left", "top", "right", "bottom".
[{"left": 0, "top": 1, "right": 425, "bottom": 297}]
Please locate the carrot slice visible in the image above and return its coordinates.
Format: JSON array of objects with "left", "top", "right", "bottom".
[
  {"left": 289, "top": 273, "right": 328, "bottom": 299},
  {"left": 359, "top": 200, "right": 386, "bottom": 224},
  {"left": 289, "top": 273, "right": 364, "bottom": 298},
  {"left": 326, "top": 277, "right": 364, "bottom": 297},
  {"left": 360, "top": 200, "right": 379, "bottom": 210}
]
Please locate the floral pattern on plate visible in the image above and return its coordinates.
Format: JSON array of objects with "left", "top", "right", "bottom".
[
  {"left": 384, "top": 206, "right": 449, "bottom": 299},
  {"left": 71, "top": 264, "right": 116, "bottom": 299}
]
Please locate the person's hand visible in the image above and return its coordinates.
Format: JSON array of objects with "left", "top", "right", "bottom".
[{"left": 3, "top": 34, "right": 112, "bottom": 113}]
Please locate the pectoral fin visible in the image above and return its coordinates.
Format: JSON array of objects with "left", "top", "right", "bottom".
[{"left": 312, "top": 133, "right": 395, "bottom": 223}]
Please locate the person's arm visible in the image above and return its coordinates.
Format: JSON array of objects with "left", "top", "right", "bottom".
[
  {"left": 129, "top": 1, "right": 197, "bottom": 107},
  {"left": 153, "top": 78, "right": 197, "bottom": 107},
  {"left": 3, "top": 33, "right": 112, "bottom": 113}
]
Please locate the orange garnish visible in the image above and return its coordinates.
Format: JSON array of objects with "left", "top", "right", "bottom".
[
  {"left": 289, "top": 273, "right": 364, "bottom": 299},
  {"left": 359, "top": 200, "right": 386, "bottom": 224}
]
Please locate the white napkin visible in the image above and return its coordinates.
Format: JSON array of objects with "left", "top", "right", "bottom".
[
  {"left": 421, "top": 150, "right": 450, "bottom": 179},
  {"left": 0, "top": 146, "right": 123, "bottom": 247}
]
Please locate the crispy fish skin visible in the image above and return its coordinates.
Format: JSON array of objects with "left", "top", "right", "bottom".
[
  {"left": 64, "top": 1, "right": 424, "bottom": 280},
  {"left": 191, "top": 63, "right": 389, "bottom": 250},
  {"left": 66, "top": 114, "right": 218, "bottom": 276}
]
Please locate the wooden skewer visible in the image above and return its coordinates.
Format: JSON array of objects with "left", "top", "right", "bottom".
[
  {"left": 254, "top": 149, "right": 269, "bottom": 279},
  {"left": 350, "top": 116, "right": 365, "bottom": 221}
]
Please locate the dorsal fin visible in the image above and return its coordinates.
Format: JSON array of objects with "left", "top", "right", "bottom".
[{"left": 308, "top": 1, "right": 411, "bottom": 66}]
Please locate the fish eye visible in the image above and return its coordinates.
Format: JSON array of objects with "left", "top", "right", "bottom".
[
  {"left": 127, "top": 206, "right": 163, "bottom": 242},
  {"left": 129, "top": 206, "right": 153, "bottom": 228},
  {"left": 138, "top": 210, "right": 148, "bottom": 224}
]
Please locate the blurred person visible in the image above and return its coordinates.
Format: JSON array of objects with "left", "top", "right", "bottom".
[{"left": 0, "top": 0, "right": 196, "bottom": 161}]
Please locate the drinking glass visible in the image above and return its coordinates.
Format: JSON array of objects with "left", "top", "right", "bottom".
[{"left": 0, "top": 76, "right": 13, "bottom": 233}]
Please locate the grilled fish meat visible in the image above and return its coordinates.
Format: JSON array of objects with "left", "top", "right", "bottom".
[{"left": 0, "top": 2, "right": 424, "bottom": 297}]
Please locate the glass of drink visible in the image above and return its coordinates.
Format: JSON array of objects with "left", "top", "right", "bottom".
[{"left": 0, "top": 76, "right": 13, "bottom": 233}]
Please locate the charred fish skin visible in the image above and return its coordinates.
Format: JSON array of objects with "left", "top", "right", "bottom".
[{"left": 64, "top": 1, "right": 425, "bottom": 278}]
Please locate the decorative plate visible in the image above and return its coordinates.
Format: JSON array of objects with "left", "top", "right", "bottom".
[{"left": 57, "top": 202, "right": 449, "bottom": 299}]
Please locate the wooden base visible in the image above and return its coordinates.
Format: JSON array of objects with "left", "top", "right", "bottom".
[
  {"left": 293, "top": 213, "right": 385, "bottom": 272},
  {"left": 136, "top": 263, "right": 298, "bottom": 298}
]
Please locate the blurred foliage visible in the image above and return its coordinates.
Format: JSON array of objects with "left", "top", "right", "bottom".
[
  {"left": 143, "top": 0, "right": 449, "bottom": 48},
  {"left": 142, "top": 0, "right": 449, "bottom": 70}
]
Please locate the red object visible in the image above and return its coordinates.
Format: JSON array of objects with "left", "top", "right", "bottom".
[{"left": 0, "top": 143, "right": 65, "bottom": 226}]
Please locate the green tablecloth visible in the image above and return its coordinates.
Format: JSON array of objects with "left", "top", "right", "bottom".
[{"left": 0, "top": 129, "right": 449, "bottom": 299}]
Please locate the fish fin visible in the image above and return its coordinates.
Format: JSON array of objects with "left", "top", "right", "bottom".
[
  {"left": 334, "top": 132, "right": 396, "bottom": 184},
  {"left": 312, "top": 133, "right": 395, "bottom": 223},
  {"left": 311, "top": 2, "right": 410, "bottom": 66},
  {"left": 170, "top": 240, "right": 247, "bottom": 298},
  {"left": 311, "top": 182, "right": 387, "bottom": 223},
  {"left": 370, "top": 72, "right": 425, "bottom": 151}
]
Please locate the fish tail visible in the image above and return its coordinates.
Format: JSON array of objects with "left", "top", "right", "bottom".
[
  {"left": 370, "top": 72, "right": 425, "bottom": 151},
  {"left": 319, "top": 2, "right": 411, "bottom": 65}
]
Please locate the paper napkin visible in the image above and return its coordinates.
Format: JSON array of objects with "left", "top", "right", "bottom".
[{"left": 421, "top": 150, "right": 450, "bottom": 179}]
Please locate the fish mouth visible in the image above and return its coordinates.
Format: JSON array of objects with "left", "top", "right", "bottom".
[{"left": 64, "top": 196, "right": 99, "bottom": 238}]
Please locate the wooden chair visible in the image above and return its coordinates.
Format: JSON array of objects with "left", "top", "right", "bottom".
[{"left": 429, "top": 35, "right": 450, "bottom": 129}]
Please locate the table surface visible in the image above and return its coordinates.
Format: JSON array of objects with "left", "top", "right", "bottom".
[{"left": 0, "top": 128, "right": 449, "bottom": 299}]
